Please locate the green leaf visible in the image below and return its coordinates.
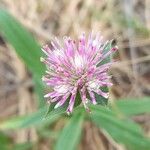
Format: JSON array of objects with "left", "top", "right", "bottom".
[
  {"left": 0, "top": 106, "right": 66, "bottom": 130},
  {"left": 99, "top": 40, "right": 112, "bottom": 65},
  {"left": 55, "top": 110, "right": 84, "bottom": 150},
  {"left": 0, "top": 9, "right": 45, "bottom": 77},
  {"left": 95, "top": 40, "right": 115, "bottom": 106},
  {"left": 33, "top": 76, "right": 45, "bottom": 108},
  {"left": 95, "top": 87, "right": 109, "bottom": 105},
  {"left": 90, "top": 105, "right": 150, "bottom": 150},
  {"left": 0, "top": 132, "right": 11, "bottom": 144},
  {"left": 74, "top": 91, "right": 82, "bottom": 107},
  {"left": 12, "top": 142, "right": 32, "bottom": 150},
  {"left": 0, "top": 9, "right": 45, "bottom": 107},
  {"left": 0, "top": 132, "right": 11, "bottom": 150},
  {"left": 114, "top": 97, "right": 150, "bottom": 116},
  {"left": 38, "top": 128, "right": 59, "bottom": 139}
]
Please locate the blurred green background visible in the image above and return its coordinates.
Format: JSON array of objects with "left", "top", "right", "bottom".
[{"left": 0, "top": 0, "right": 150, "bottom": 150}]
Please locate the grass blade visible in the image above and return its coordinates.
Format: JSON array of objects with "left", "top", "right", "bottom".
[
  {"left": 114, "top": 97, "right": 150, "bottom": 116},
  {"left": 90, "top": 105, "right": 150, "bottom": 150},
  {"left": 55, "top": 110, "right": 84, "bottom": 150},
  {"left": 0, "top": 106, "right": 66, "bottom": 130},
  {"left": 0, "top": 9, "right": 45, "bottom": 107}
]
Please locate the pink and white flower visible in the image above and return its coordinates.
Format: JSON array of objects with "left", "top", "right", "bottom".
[{"left": 41, "top": 32, "right": 118, "bottom": 114}]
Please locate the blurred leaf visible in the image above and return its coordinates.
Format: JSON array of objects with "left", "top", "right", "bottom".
[
  {"left": 114, "top": 97, "right": 150, "bottom": 116},
  {"left": 0, "top": 9, "right": 45, "bottom": 76},
  {"left": 113, "top": 12, "right": 150, "bottom": 37},
  {"left": 12, "top": 142, "right": 32, "bottom": 150},
  {"left": 55, "top": 110, "right": 84, "bottom": 150},
  {"left": 131, "top": 18, "right": 150, "bottom": 36},
  {"left": 33, "top": 76, "right": 45, "bottom": 107},
  {"left": 0, "top": 132, "right": 11, "bottom": 145},
  {"left": 0, "top": 132, "right": 11, "bottom": 150},
  {"left": 0, "top": 105, "right": 66, "bottom": 130},
  {"left": 90, "top": 105, "right": 150, "bottom": 150},
  {"left": 38, "top": 128, "right": 59, "bottom": 139},
  {"left": 0, "top": 9, "right": 45, "bottom": 107}
]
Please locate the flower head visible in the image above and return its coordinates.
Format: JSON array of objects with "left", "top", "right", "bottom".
[{"left": 41, "top": 32, "right": 118, "bottom": 114}]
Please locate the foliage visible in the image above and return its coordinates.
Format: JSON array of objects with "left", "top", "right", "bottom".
[{"left": 0, "top": 9, "right": 150, "bottom": 150}]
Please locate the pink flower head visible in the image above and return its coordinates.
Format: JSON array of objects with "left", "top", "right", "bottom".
[{"left": 41, "top": 32, "right": 118, "bottom": 114}]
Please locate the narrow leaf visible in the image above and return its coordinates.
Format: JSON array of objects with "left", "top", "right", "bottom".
[
  {"left": 90, "top": 105, "right": 150, "bottom": 150},
  {"left": 55, "top": 110, "right": 84, "bottom": 150},
  {"left": 0, "top": 9, "right": 45, "bottom": 107},
  {"left": 0, "top": 9, "right": 45, "bottom": 76},
  {"left": 0, "top": 106, "right": 66, "bottom": 130},
  {"left": 114, "top": 97, "right": 150, "bottom": 116},
  {"left": 12, "top": 142, "right": 32, "bottom": 150}
]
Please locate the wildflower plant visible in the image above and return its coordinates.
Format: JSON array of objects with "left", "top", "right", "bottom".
[
  {"left": 41, "top": 32, "right": 118, "bottom": 114},
  {"left": 1, "top": 10, "right": 150, "bottom": 150}
]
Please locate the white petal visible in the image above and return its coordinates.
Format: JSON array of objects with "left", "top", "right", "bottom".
[
  {"left": 54, "top": 85, "right": 69, "bottom": 94},
  {"left": 88, "top": 79, "right": 100, "bottom": 90},
  {"left": 74, "top": 53, "right": 84, "bottom": 68}
]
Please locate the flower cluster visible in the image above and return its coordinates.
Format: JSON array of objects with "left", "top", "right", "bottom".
[{"left": 41, "top": 32, "right": 118, "bottom": 114}]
